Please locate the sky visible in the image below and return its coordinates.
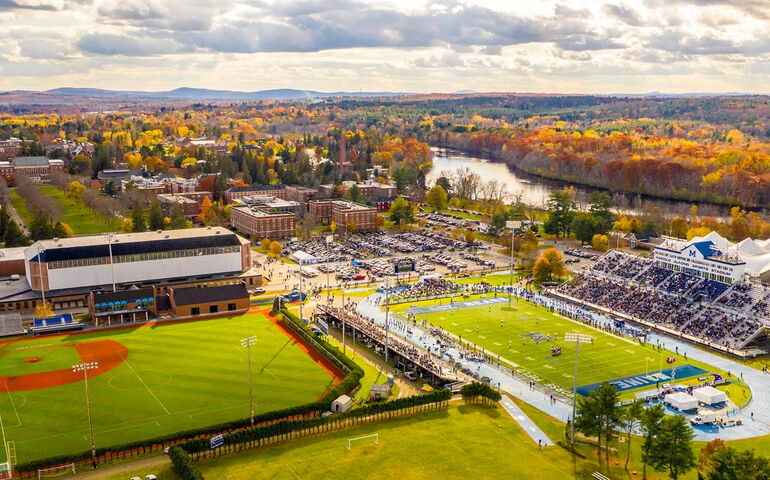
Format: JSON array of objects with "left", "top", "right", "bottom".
[{"left": 1, "top": 0, "right": 770, "bottom": 94}]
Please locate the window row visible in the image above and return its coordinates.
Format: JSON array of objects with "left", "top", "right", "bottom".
[{"left": 46, "top": 245, "right": 241, "bottom": 270}]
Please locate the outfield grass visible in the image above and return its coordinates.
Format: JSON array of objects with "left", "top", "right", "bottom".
[
  {"left": 0, "top": 312, "right": 336, "bottom": 463},
  {"left": 9, "top": 185, "right": 120, "bottom": 235},
  {"left": 390, "top": 296, "right": 736, "bottom": 400}
]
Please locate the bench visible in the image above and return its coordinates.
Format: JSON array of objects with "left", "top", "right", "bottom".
[{"left": 592, "top": 472, "right": 610, "bottom": 480}]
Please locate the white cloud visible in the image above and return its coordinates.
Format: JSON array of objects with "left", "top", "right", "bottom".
[{"left": 0, "top": 0, "right": 768, "bottom": 93}]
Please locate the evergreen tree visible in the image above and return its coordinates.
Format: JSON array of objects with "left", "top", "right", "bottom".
[
  {"left": 649, "top": 415, "right": 696, "bottom": 480},
  {"left": 543, "top": 190, "right": 576, "bottom": 237},
  {"left": 589, "top": 191, "right": 614, "bottom": 233},
  {"left": 2, "top": 219, "right": 28, "bottom": 247},
  {"left": 29, "top": 213, "right": 54, "bottom": 240},
  {"left": 168, "top": 203, "right": 188, "bottom": 229},
  {"left": 148, "top": 200, "right": 165, "bottom": 230},
  {"left": 640, "top": 403, "right": 666, "bottom": 478},
  {"left": 131, "top": 204, "right": 146, "bottom": 232}
]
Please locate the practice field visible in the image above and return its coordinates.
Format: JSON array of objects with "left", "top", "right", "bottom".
[
  {"left": 0, "top": 312, "right": 338, "bottom": 464},
  {"left": 198, "top": 404, "right": 606, "bottom": 480},
  {"left": 391, "top": 295, "right": 730, "bottom": 398},
  {"left": 10, "top": 185, "right": 120, "bottom": 234}
]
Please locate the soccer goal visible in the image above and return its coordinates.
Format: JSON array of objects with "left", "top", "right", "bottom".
[
  {"left": 346, "top": 433, "right": 379, "bottom": 450},
  {"left": 37, "top": 463, "right": 75, "bottom": 479}
]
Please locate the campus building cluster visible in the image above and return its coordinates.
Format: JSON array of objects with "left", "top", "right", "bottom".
[{"left": 0, "top": 228, "right": 259, "bottom": 322}]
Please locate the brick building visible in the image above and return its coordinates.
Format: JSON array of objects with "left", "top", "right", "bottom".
[
  {"left": 225, "top": 184, "right": 287, "bottom": 203},
  {"left": 156, "top": 191, "right": 213, "bottom": 219},
  {"left": 231, "top": 206, "right": 296, "bottom": 239},
  {"left": 308, "top": 199, "right": 378, "bottom": 232},
  {"left": 0, "top": 156, "right": 65, "bottom": 182}
]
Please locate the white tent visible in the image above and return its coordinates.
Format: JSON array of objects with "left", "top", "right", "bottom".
[
  {"left": 664, "top": 391, "right": 698, "bottom": 411},
  {"left": 290, "top": 250, "right": 317, "bottom": 264},
  {"left": 331, "top": 395, "right": 353, "bottom": 413},
  {"left": 692, "top": 386, "right": 727, "bottom": 405}
]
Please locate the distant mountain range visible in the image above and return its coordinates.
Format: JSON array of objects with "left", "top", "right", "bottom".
[{"left": 3, "top": 87, "right": 409, "bottom": 101}]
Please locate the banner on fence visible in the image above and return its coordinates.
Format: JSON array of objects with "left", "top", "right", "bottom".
[{"left": 210, "top": 435, "right": 224, "bottom": 449}]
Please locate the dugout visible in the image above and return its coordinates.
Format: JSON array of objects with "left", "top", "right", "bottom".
[
  {"left": 89, "top": 286, "right": 155, "bottom": 326},
  {"left": 169, "top": 283, "right": 250, "bottom": 317}
]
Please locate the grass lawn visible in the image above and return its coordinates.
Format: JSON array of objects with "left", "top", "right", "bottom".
[
  {"left": 197, "top": 403, "right": 631, "bottom": 480},
  {"left": 390, "top": 295, "right": 739, "bottom": 400},
  {"left": 0, "top": 312, "right": 336, "bottom": 463},
  {"left": 10, "top": 185, "right": 120, "bottom": 235}
]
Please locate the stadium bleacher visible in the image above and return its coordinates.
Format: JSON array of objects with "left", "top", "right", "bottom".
[
  {"left": 556, "top": 250, "right": 768, "bottom": 351},
  {"left": 0, "top": 313, "right": 25, "bottom": 337},
  {"left": 29, "top": 314, "right": 84, "bottom": 335}
]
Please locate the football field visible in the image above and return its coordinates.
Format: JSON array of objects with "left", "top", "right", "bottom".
[
  {"left": 391, "top": 295, "right": 730, "bottom": 398},
  {"left": 0, "top": 311, "right": 337, "bottom": 464}
]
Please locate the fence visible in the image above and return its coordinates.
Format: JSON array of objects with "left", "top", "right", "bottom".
[{"left": 186, "top": 393, "right": 451, "bottom": 460}]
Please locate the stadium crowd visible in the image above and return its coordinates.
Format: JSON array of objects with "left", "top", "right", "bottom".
[{"left": 555, "top": 250, "right": 766, "bottom": 351}]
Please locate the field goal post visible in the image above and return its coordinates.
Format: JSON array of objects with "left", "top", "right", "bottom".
[
  {"left": 346, "top": 433, "right": 379, "bottom": 450},
  {"left": 37, "top": 463, "right": 75, "bottom": 479}
]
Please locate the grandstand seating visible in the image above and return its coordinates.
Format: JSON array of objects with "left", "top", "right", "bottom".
[
  {"left": 30, "top": 314, "right": 84, "bottom": 335},
  {"left": 556, "top": 250, "right": 768, "bottom": 351},
  {"left": 0, "top": 314, "right": 24, "bottom": 337}
]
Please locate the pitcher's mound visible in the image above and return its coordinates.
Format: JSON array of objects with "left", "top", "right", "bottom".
[{"left": 24, "top": 357, "right": 42, "bottom": 363}]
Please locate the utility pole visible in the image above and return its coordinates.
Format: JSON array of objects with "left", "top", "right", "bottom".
[
  {"left": 565, "top": 333, "right": 593, "bottom": 446},
  {"left": 72, "top": 362, "right": 99, "bottom": 468},
  {"left": 240, "top": 336, "right": 257, "bottom": 425},
  {"left": 298, "top": 259, "right": 304, "bottom": 321},
  {"left": 508, "top": 226, "right": 515, "bottom": 309},
  {"left": 384, "top": 277, "right": 391, "bottom": 363}
]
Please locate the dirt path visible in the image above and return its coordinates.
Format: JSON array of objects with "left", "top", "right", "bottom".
[
  {"left": 3, "top": 195, "right": 27, "bottom": 234},
  {"left": 70, "top": 454, "right": 172, "bottom": 479}
]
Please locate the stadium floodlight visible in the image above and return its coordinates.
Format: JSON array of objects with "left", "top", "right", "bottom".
[
  {"left": 240, "top": 336, "right": 258, "bottom": 426},
  {"left": 72, "top": 362, "right": 99, "bottom": 468},
  {"left": 564, "top": 333, "right": 593, "bottom": 446}
]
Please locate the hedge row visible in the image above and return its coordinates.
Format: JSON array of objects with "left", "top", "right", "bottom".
[
  {"left": 168, "top": 446, "right": 204, "bottom": 480},
  {"left": 15, "top": 310, "right": 365, "bottom": 474},
  {"left": 179, "top": 389, "right": 453, "bottom": 455}
]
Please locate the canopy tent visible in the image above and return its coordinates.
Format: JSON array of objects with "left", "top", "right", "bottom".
[
  {"left": 290, "top": 250, "right": 317, "bottom": 264},
  {"left": 692, "top": 386, "right": 727, "bottom": 405},
  {"left": 664, "top": 391, "right": 698, "bottom": 411}
]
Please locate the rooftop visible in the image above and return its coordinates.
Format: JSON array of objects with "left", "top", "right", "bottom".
[
  {"left": 172, "top": 283, "right": 248, "bottom": 306},
  {"left": 12, "top": 156, "right": 50, "bottom": 167}
]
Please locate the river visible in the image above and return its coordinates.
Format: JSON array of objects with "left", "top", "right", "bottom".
[{"left": 427, "top": 147, "right": 733, "bottom": 218}]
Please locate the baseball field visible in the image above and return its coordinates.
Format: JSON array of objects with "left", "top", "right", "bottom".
[{"left": 0, "top": 310, "right": 339, "bottom": 464}]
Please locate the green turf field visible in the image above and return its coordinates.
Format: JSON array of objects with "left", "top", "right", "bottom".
[
  {"left": 196, "top": 402, "right": 677, "bottom": 480},
  {"left": 0, "top": 313, "right": 336, "bottom": 463},
  {"left": 390, "top": 295, "right": 732, "bottom": 399},
  {"left": 10, "top": 185, "right": 120, "bottom": 235}
]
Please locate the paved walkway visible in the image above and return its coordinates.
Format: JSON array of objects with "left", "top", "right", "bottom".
[
  {"left": 357, "top": 291, "right": 770, "bottom": 441},
  {"left": 500, "top": 395, "right": 555, "bottom": 446}
]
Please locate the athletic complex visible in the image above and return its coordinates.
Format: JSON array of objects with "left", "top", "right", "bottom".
[{"left": 0, "top": 229, "right": 769, "bottom": 478}]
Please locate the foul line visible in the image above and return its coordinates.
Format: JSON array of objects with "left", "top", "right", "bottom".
[
  {"left": 116, "top": 353, "right": 171, "bottom": 415},
  {"left": 2, "top": 380, "right": 20, "bottom": 428}
]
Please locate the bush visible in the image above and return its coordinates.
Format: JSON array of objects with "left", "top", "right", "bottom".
[
  {"left": 460, "top": 382, "right": 502, "bottom": 403},
  {"left": 169, "top": 446, "right": 205, "bottom": 480}
]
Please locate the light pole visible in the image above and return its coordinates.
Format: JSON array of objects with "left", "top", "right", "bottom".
[
  {"left": 298, "top": 259, "right": 304, "bottom": 321},
  {"left": 103, "top": 233, "right": 116, "bottom": 293},
  {"left": 384, "top": 277, "right": 391, "bottom": 363},
  {"left": 72, "top": 361, "right": 99, "bottom": 468},
  {"left": 240, "top": 336, "right": 257, "bottom": 425},
  {"left": 508, "top": 226, "right": 515, "bottom": 309},
  {"left": 565, "top": 333, "right": 593, "bottom": 446},
  {"left": 36, "top": 243, "right": 47, "bottom": 317}
]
